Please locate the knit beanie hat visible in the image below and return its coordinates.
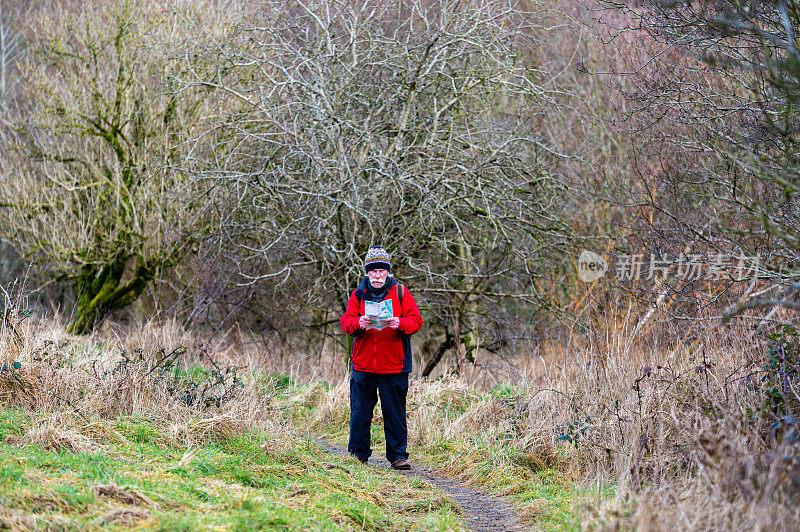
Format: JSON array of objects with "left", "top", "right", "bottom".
[{"left": 364, "top": 246, "right": 391, "bottom": 273}]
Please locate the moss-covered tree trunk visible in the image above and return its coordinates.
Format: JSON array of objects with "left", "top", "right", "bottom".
[
  {"left": 68, "top": 255, "right": 160, "bottom": 334},
  {"left": 0, "top": 3, "right": 209, "bottom": 335}
]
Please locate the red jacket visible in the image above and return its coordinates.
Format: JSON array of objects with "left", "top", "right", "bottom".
[{"left": 340, "top": 278, "right": 423, "bottom": 373}]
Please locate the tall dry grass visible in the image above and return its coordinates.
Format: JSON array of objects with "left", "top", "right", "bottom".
[
  {"left": 2, "top": 300, "right": 798, "bottom": 529},
  {"left": 526, "top": 313, "right": 800, "bottom": 530},
  {"left": 303, "top": 310, "right": 800, "bottom": 529},
  {"left": 0, "top": 309, "right": 289, "bottom": 450}
]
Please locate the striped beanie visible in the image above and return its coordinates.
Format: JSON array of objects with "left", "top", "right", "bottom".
[{"left": 364, "top": 246, "right": 391, "bottom": 273}]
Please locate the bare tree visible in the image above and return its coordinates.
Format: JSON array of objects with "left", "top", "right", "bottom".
[
  {"left": 186, "top": 0, "right": 571, "bottom": 370},
  {"left": 0, "top": 2, "right": 29, "bottom": 291},
  {"left": 586, "top": 0, "right": 800, "bottom": 322},
  {"left": 0, "top": 1, "right": 219, "bottom": 333}
]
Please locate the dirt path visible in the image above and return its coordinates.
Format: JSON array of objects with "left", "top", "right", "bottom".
[{"left": 310, "top": 435, "right": 528, "bottom": 532}]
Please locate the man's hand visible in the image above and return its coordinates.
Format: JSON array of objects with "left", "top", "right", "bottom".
[
  {"left": 385, "top": 317, "right": 400, "bottom": 329},
  {"left": 358, "top": 315, "right": 371, "bottom": 329}
]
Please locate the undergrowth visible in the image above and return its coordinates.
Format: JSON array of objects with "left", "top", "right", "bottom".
[
  {"left": 3, "top": 306, "right": 799, "bottom": 530},
  {"left": 0, "top": 312, "right": 464, "bottom": 531},
  {"left": 284, "top": 318, "right": 800, "bottom": 529}
]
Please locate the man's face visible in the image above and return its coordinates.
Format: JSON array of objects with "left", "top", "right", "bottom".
[{"left": 368, "top": 268, "right": 389, "bottom": 288}]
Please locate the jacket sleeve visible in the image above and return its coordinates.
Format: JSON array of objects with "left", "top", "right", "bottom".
[
  {"left": 340, "top": 290, "right": 362, "bottom": 335},
  {"left": 398, "top": 286, "right": 423, "bottom": 335}
]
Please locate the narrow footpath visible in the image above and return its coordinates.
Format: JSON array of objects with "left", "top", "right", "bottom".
[{"left": 310, "top": 436, "right": 528, "bottom": 532}]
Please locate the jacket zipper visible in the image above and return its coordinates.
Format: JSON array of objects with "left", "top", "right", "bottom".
[
  {"left": 372, "top": 289, "right": 388, "bottom": 372},
  {"left": 367, "top": 287, "right": 399, "bottom": 372}
]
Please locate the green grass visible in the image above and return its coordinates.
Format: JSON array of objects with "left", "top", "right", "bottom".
[
  {"left": 0, "top": 409, "right": 464, "bottom": 531},
  {"left": 0, "top": 367, "right": 614, "bottom": 531},
  {"left": 290, "top": 382, "right": 611, "bottom": 530}
]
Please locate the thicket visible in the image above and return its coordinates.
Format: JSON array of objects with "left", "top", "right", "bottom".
[
  {"left": 1, "top": 0, "right": 797, "bottom": 378},
  {"left": 589, "top": 0, "right": 800, "bottom": 319},
  {"left": 0, "top": 0, "right": 796, "bottom": 349},
  {"left": 0, "top": 0, "right": 583, "bottom": 374}
]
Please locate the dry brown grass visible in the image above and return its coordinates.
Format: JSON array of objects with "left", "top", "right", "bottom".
[
  {"left": 93, "top": 482, "right": 151, "bottom": 506},
  {"left": 0, "top": 312, "right": 288, "bottom": 452},
  {"left": 97, "top": 507, "right": 150, "bottom": 526},
  {"left": 2, "top": 303, "right": 799, "bottom": 529},
  {"left": 5, "top": 415, "right": 94, "bottom": 454},
  {"left": 0, "top": 510, "right": 44, "bottom": 531},
  {"left": 168, "top": 414, "right": 247, "bottom": 447},
  {"left": 292, "top": 309, "right": 800, "bottom": 529},
  {"left": 524, "top": 315, "right": 800, "bottom": 530}
]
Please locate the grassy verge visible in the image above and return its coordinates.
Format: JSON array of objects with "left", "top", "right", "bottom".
[
  {"left": 4, "top": 314, "right": 796, "bottom": 528},
  {"left": 0, "top": 313, "right": 614, "bottom": 529},
  {"left": 279, "top": 378, "right": 606, "bottom": 530},
  {"left": 0, "top": 409, "right": 464, "bottom": 531}
]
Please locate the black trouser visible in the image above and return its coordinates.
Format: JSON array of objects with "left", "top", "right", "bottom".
[{"left": 348, "top": 370, "right": 409, "bottom": 463}]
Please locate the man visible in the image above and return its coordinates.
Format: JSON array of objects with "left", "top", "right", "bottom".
[{"left": 340, "top": 246, "right": 423, "bottom": 470}]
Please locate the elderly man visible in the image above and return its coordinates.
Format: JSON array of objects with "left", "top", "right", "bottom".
[{"left": 340, "top": 246, "right": 423, "bottom": 470}]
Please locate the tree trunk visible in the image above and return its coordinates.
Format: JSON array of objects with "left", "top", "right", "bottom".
[
  {"left": 421, "top": 331, "right": 455, "bottom": 377},
  {"left": 67, "top": 255, "right": 158, "bottom": 334},
  {"left": 458, "top": 240, "right": 479, "bottom": 364}
]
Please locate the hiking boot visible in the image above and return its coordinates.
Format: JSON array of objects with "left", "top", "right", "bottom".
[
  {"left": 351, "top": 454, "right": 368, "bottom": 464},
  {"left": 391, "top": 458, "right": 411, "bottom": 470}
]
